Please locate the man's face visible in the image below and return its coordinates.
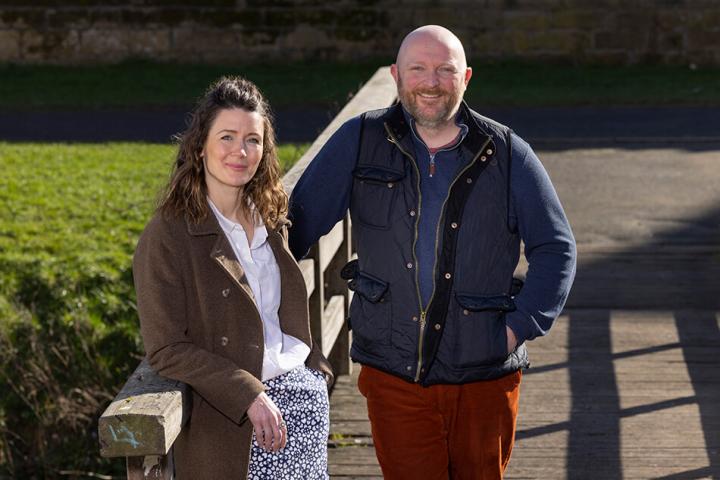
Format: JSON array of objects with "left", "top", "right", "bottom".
[{"left": 392, "top": 36, "right": 471, "bottom": 129}]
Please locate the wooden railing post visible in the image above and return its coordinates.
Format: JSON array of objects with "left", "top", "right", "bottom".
[
  {"left": 98, "top": 359, "right": 189, "bottom": 479},
  {"left": 307, "top": 242, "right": 325, "bottom": 349},
  {"left": 126, "top": 455, "right": 173, "bottom": 480},
  {"left": 324, "top": 214, "right": 353, "bottom": 375}
]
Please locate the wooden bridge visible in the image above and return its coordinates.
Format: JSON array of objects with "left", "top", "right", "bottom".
[{"left": 99, "top": 68, "right": 720, "bottom": 479}]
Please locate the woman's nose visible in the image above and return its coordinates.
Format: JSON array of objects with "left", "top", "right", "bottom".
[{"left": 232, "top": 141, "right": 247, "bottom": 156}]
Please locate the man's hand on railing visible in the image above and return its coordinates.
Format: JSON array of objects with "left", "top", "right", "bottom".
[{"left": 247, "top": 391, "right": 287, "bottom": 452}]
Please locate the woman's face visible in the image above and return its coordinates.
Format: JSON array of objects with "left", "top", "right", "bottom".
[{"left": 202, "top": 107, "right": 264, "bottom": 197}]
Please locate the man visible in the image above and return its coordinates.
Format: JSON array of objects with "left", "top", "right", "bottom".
[{"left": 289, "top": 25, "right": 576, "bottom": 479}]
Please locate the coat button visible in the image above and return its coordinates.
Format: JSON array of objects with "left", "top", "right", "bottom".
[
  {"left": 222, "top": 288, "right": 230, "bottom": 297},
  {"left": 480, "top": 155, "right": 487, "bottom": 162},
  {"left": 406, "top": 262, "right": 413, "bottom": 269},
  {"left": 406, "top": 366, "right": 412, "bottom": 371},
  {"left": 463, "top": 309, "right": 470, "bottom": 316},
  {"left": 409, "top": 210, "right": 416, "bottom": 217},
  {"left": 412, "top": 316, "right": 418, "bottom": 322},
  {"left": 450, "top": 222, "right": 458, "bottom": 229},
  {"left": 434, "top": 323, "right": 441, "bottom": 330},
  {"left": 466, "top": 177, "right": 472, "bottom": 184},
  {"left": 220, "top": 336, "right": 229, "bottom": 346},
  {"left": 387, "top": 182, "right": 394, "bottom": 188},
  {"left": 444, "top": 272, "right": 452, "bottom": 279},
  {"left": 486, "top": 149, "right": 493, "bottom": 155}
]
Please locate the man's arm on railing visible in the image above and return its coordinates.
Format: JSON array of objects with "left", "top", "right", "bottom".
[{"left": 288, "top": 116, "right": 363, "bottom": 260}]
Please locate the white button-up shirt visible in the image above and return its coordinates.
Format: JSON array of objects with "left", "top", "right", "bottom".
[{"left": 209, "top": 199, "right": 310, "bottom": 381}]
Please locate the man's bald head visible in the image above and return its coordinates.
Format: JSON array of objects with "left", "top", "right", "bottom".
[
  {"left": 391, "top": 25, "right": 472, "bottom": 131},
  {"left": 396, "top": 25, "right": 468, "bottom": 71}
]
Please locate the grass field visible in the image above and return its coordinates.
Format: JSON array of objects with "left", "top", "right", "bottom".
[
  {"left": 0, "top": 61, "right": 380, "bottom": 110},
  {"left": 0, "top": 141, "right": 307, "bottom": 478},
  {"left": 463, "top": 62, "right": 720, "bottom": 107},
  {"left": 0, "top": 141, "right": 307, "bottom": 330},
  {"left": 0, "top": 141, "right": 307, "bottom": 320},
  {"left": 1, "top": 61, "right": 719, "bottom": 110}
]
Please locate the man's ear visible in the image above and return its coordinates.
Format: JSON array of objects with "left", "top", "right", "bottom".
[
  {"left": 464, "top": 67, "right": 473, "bottom": 86},
  {"left": 390, "top": 63, "right": 399, "bottom": 84}
]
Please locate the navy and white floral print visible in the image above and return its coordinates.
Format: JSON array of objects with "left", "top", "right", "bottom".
[{"left": 247, "top": 366, "right": 330, "bottom": 480}]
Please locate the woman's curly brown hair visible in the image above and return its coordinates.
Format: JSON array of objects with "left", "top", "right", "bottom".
[{"left": 159, "top": 76, "right": 287, "bottom": 230}]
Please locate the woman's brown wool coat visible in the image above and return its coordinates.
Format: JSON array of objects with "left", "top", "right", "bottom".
[{"left": 133, "top": 211, "right": 333, "bottom": 479}]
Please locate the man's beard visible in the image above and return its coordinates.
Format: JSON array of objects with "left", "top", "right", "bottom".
[{"left": 397, "top": 75, "right": 461, "bottom": 129}]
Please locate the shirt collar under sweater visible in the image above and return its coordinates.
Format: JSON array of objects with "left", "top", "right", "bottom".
[{"left": 402, "top": 106, "right": 469, "bottom": 153}]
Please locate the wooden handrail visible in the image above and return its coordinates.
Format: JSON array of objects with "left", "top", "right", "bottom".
[{"left": 98, "top": 66, "right": 397, "bottom": 479}]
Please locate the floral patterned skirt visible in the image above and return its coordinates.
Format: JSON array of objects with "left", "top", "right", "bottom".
[{"left": 247, "top": 366, "right": 330, "bottom": 480}]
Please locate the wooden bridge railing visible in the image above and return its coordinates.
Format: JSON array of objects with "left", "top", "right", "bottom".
[{"left": 98, "top": 67, "right": 397, "bottom": 478}]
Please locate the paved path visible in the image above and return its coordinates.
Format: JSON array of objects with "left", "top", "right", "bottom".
[{"left": 328, "top": 140, "right": 720, "bottom": 479}]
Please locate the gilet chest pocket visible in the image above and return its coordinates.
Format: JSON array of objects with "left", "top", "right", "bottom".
[
  {"left": 347, "top": 269, "right": 391, "bottom": 346},
  {"left": 351, "top": 166, "right": 405, "bottom": 229}
]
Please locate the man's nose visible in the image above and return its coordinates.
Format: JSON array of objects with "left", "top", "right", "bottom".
[{"left": 424, "top": 71, "right": 440, "bottom": 87}]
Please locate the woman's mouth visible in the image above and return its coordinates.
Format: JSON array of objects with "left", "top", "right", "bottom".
[{"left": 226, "top": 163, "right": 247, "bottom": 171}]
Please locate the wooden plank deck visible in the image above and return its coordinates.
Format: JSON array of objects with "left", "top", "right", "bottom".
[{"left": 328, "top": 309, "right": 720, "bottom": 479}]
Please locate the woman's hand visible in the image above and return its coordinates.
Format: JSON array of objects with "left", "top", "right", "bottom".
[{"left": 247, "top": 392, "right": 287, "bottom": 452}]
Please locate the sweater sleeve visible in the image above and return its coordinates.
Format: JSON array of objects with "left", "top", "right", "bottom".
[
  {"left": 133, "top": 216, "right": 265, "bottom": 424},
  {"left": 504, "top": 135, "right": 577, "bottom": 344},
  {"left": 288, "top": 116, "right": 363, "bottom": 260}
]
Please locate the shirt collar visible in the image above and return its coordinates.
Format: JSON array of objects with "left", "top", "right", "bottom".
[
  {"left": 402, "top": 106, "right": 469, "bottom": 151},
  {"left": 207, "top": 198, "right": 268, "bottom": 249}
]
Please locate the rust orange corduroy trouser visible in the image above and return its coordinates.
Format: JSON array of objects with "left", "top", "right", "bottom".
[{"left": 357, "top": 365, "right": 522, "bottom": 480}]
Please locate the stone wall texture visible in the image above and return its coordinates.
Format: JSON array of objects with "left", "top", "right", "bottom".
[{"left": 1, "top": 0, "right": 719, "bottom": 65}]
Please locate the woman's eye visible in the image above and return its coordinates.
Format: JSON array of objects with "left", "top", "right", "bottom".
[
  {"left": 221, "top": 135, "right": 233, "bottom": 141},
  {"left": 248, "top": 137, "right": 262, "bottom": 145}
]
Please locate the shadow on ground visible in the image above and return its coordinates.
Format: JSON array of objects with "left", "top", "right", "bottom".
[{"left": 520, "top": 205, "right": 720, "bottom": 479}]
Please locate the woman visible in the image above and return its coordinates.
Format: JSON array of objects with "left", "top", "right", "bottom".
[{"left": 133, "top": 76, "right": 333, "bottom": 479}]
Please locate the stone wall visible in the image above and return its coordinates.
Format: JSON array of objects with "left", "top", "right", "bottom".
[{"left": 0, "top": 0, "right": 718, "bottom": 65}]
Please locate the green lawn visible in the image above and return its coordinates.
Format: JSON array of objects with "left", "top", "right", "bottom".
[
  {"left": 1, "top": 61, "right": 719, "bottom": 109},
  {"left": 0, "top": 141, "right": 308, "bottom": 478},
  {"left": 0, "top": 140, "right": 307, "bottom": 329},
  {"left": 0, "top": 61, "right": 380, "bottom": 110},
  {"left": 464, "top": 62, "right": 720, "bottom": 107}
]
